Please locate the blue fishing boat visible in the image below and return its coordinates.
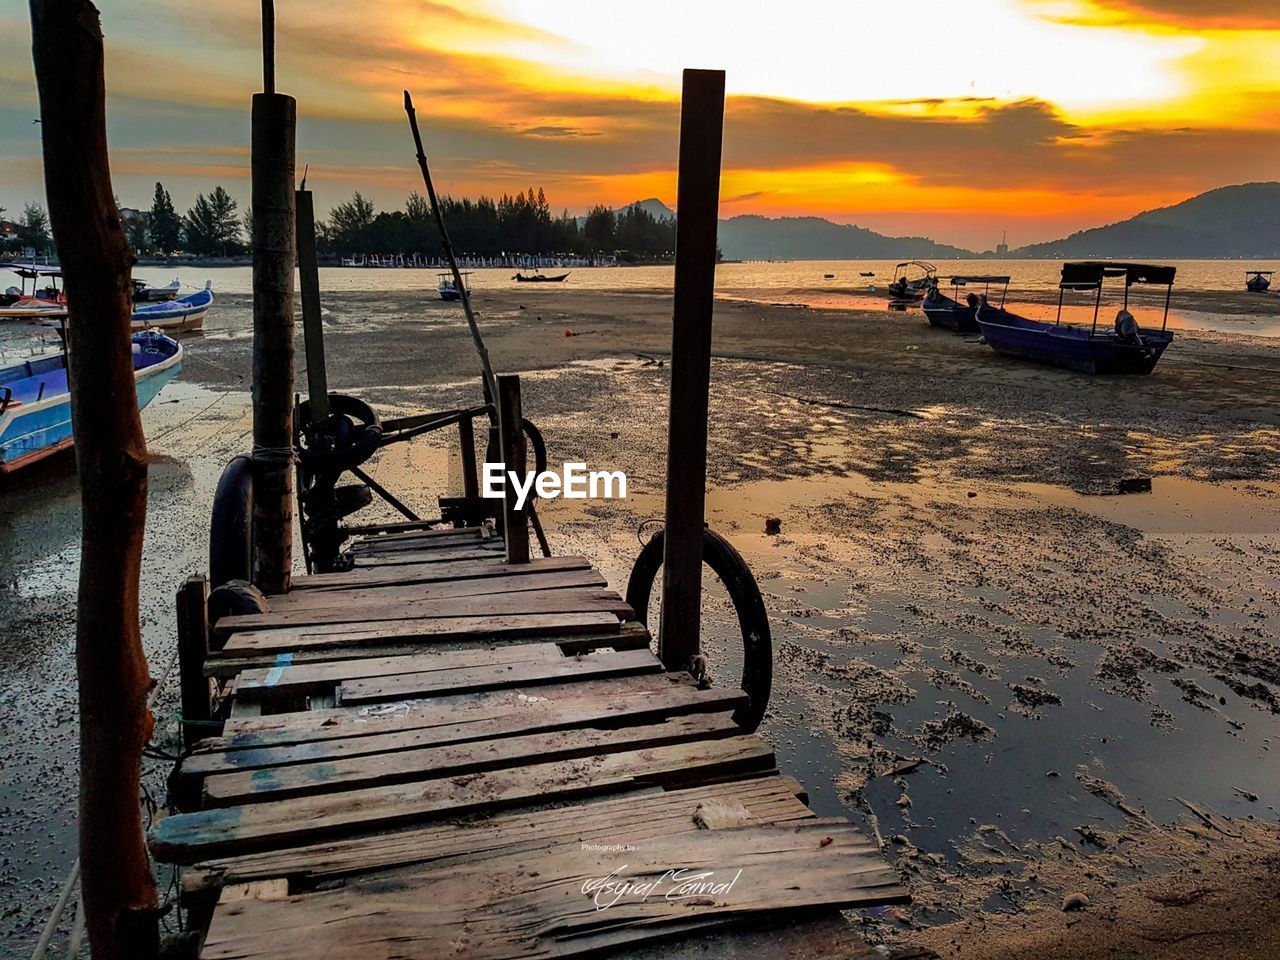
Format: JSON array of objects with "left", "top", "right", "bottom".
[
  {"left": 131, "top": 283, "right": 213, "bottom": 332},
  {"left": 976, "top": 262, "right": 1175, "bottom": 375},
  {"left": 0, "top": 331, "right": 182, "bottom": 473},
  {"left": 436, "top": 271, "right": 471, "bottom": 302},
  {"left": 922, "top": 275, "right": 1010, "bottom": 332}
]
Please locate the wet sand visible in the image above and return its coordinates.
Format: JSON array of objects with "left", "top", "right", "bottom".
[{"left": 2, "top": 284, "right": 1279, "bottom": 956}]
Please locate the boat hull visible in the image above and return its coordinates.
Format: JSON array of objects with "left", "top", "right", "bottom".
[
  {"left": 0, "top": 333, "right": 183, "bottom": 473},
  {"left": 513, "top": 273, "right": 570, "bottom": 283},
  {"left": 131, "top": 287, "right": 212, "bottom": 332},
  {"left": 976, "top": 306, "right": 1173, "bottom": 375},
  {"left": 922, "top": 291, "right": 978, "bottom": 332},
  {"left": 1246, "top": 278, "right": 1271, "bottom": 293}
]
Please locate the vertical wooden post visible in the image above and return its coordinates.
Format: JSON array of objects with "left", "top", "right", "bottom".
[
  {"left": 497, "top": 375, "right": 530, "bottom": 564},
  {"left": 250, "top": 89, "right": 296, "bottom": 594},
  {"left": 30, "top": 2, "right": 160, "bottom": 955},
  {"left": 458, "top": 417, "right": 479, "bottom": 501},
  {"left": 658, "top": 69, "right": 725, "bottom": 671},
  {"left": 176, "top": 575, "right": 212, "bottom": 750},
  {"left": 296, "top": 189, "right": 329, "bottom": 423}
]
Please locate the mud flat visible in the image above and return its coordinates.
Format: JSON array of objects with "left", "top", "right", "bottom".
[{"left": 2, "top": 284, "right": 1278, "bottom": 956}]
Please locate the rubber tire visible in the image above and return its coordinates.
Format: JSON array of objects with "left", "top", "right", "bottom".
[
  {"left": 484, "top": 417, "right": 549, "bottom": 481},
  {"left": 625, "top": 528, "right": 772, "bottom": 732},
  {"left": 296, "top": 393, "right": 383, "bottom": 473},
  {"left": 209, "top": 454, "right": 253, "bottom": 589}
]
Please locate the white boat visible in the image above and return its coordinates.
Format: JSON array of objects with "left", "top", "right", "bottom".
[{"left": 131, "top": 282, "right": 214, "bottom": 332}]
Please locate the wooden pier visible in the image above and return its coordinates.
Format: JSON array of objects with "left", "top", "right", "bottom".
[{"left": 149, "top": 524, "right": 919, "bottom": 959}]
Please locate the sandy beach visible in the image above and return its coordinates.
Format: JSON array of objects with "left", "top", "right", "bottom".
[{"left": 2, "top": 283, "right": 1279, "bottom": 957}]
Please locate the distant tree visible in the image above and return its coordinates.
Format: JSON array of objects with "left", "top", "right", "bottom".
[
  {"left": 149, "top": 182, "right": 182, "bottom": 253},
  {"left": 240, "top": 207, "right": 253, "bottom": 245},
  {"left": 125, "top": 213, "right": 149, "bottom": 253},
  {"left": 18, "top": 202, "right": 50, "bottom": 249},
  {"left": 184, "top": 185, "right": 240, "bottom": 256},
  {"left": 327, "top": 192, "right": 376, "bottom": 251},
  {"left": 583, "top": 204, "right": 615, "bottom": 252}
]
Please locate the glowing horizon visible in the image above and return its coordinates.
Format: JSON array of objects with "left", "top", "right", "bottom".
[{"left": 0, "top": 0, "right": 1278, "bottom": 248}]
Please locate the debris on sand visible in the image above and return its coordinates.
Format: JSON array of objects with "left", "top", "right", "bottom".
[
  {"left": 1007, "top": 681, "right": 1063, "bottom": 716},
  {"left": 915, "top": 707, "right": 995, "bottom": 749},
  {"left": 1061, "top": 891, "right": 1090, "bottom": 911}
]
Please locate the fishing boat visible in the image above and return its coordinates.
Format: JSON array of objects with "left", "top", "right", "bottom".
[
  {"left": 132, "top": 277, "right": 181, "bottom": 302},
  {"left": 0, "top": 263, "right": 66, "bottom": 319},
  {"left": 923, "top": 275, "right": 1009, "bottom": 333},
  {"left": 1246, "top": 271, "right": 1272, "bottom": 293},
  {"left": 859, "top": 271, "right": 875, "bottom": 277},
  {"left": 883, "top": 261, "right": 935, "bottom": 301},
  {"left": 0, "top": 330, "right": 182, "bottom": 473},
  {"left": 437, "top": 271, "right": 471, "bottom": 302},
  {"left": 131, "top": 283, "right": 213, "bottom": 332},
  {"left": 512, "top": 271, "right": 570, "bottom": 283},
  {"left": 976, "top": 262, "right": 1175, "bottom": 375}
]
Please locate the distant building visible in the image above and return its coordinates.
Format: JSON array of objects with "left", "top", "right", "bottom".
[
  {"left": 995, "top": 229, "right": 1009, "bottom": 257},
  {"left": 119, "top": 207, "right": 146, "bottom": 224}
]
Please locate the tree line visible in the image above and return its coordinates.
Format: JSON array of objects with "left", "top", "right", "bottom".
[{"left": 2, "top": 183, "right": 678, "bottom": 262}]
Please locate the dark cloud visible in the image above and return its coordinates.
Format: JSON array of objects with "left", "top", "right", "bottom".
[{"left": 1076, "top": 0, "right": 1280, "bottom": 26}]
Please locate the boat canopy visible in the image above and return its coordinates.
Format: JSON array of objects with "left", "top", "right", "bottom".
[
  {"left": 894, "top": 260, "right": 936, "bottom": 272},
  {"left": 949, "top": 275, "right": 1010, "bottom": 286},
  {"left": 1247, "top": 270, "right": 1273, "bottom": 276},
  {"left": 1060, "top": 262, "right": 1176, "bottom": 290},
  {"left": 0, "top": 263, "right": 62, "bottom": 279}
]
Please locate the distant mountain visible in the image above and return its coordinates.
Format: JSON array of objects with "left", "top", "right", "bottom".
[
  {"left": 715, "top": 215, "right": 973, "bottom": 261},
  {"left": 631, "top": 198, "right": 674, "bottom": 221},
  {"left": 1013, "top": 183, "right": 1280, "bottom": 259}
]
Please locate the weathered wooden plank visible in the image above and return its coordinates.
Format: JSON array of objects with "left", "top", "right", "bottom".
[
  {"left": 183, "top": 776, "right": 812, "bottom": 894},
  {"left": 208, "top": 671, "right": 711, "bottom": 748},
  {"left": 148, "top": 736, "right": 776, "bottom": 863},
  {"left": 266, "top": 568, "right": 607, "bottom": 613},
  {"left": 347, "top": 531, "right": 495, "bottom": 555},
  {"left": 202, "top": 621, "right": 650, "bottom": 680},
  {"left": 213, "top": 611, "right": 623, "bottom": 657},
  {"left": 201, "top": 713, "right": 741, "bottom": 806},
  {"left": 289, "top": 556, "right": 590, "bottom": 592},
  {"left": 353, "top": 546, "right": 508, "bottom": 567},
  {"left": 345, "top": 522, "right": 485, "bottom": 539},
  {"left": 216, "top": 587, "right": 633, "bottom": 635},
  {"left": 336, "top": 647, "right": 661, "bottom": 705},
  {"left": 197, "top": 821, "right": 906, "bottom": 960},
  {"left": 185, "top": 681, "right": 747, "bottom": 781}
]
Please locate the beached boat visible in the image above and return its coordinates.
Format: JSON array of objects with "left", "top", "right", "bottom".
[
  {"left": 883, "top": 261, "right": 935, "bottom": 301},
  {"left": 0, "top": 330, "right": 182, "bottom": 473},
  {"left": 0, "top": 263, "right": 66, "bottom": 319},
  {"left": 1246, "top": 271, "right": 1272, "bottom": 293},
  {"left": 976, "top": 262, "right": 1175, "bottom": 375},
  {"left": 923, "top": 275, "right": 1009, "bottom": 333},
  {"left": 437, "top": 271, "right": 471, "bottom": 302},
  {"left": 859, "top": 271, "right": 875, "bottom": 277},
  {"left": 132, "top": 277, "right": 181, "bottom": 302},
  {"left": 512, "top": 271, "right": 570, "bottom": 283},
  {"left": 131, "top": 283, "right": 213, "bottom": 332}
]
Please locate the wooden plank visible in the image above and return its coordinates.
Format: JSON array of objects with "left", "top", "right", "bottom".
[
  {"left": 353, "top": 546, "right": 508, "bottom": 567},
  {"left": 347, "top": 530, "right": 492, "bottom": 554},
  {"left": 208, "top": 671, "right": 713, "bottom": 748},
  {"left": 264, "top": 568, "right": 607, "bottom": 613},
  {"left": 212, "top": 611, "right": 623, "bottom": 657},
  {"left": 201, "top": 713, "right": 741, "bottom": 806},
  {"left": 215, "top": 587, "right": 633, "bottom": 635},
  {"left": 336, "top": 647, "right": 661, "bottom": 704},
  {"left": 202, "top": 620, "right": 651, "bottom": 679},
  {"left": 290, "top": 556, "right": 589, "bottom": 592},
  {"left": 183, "top": 777, "right": 812, "bottom": 894},
  {"left": 148, "top": 735, "right": 776, "bottom": 863},
  {"left": 197, "top": 821, "right": 906, "bottom": 960},
  {"left": 184, "top": 680, "right": 747, "bottom": 781}
]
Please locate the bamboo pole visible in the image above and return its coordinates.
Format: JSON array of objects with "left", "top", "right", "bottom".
[
  {"left": 29, "top": 2, "right": 159, "bottom": 955},
  {"left": 658, "top": 69, "right": 725, "bottom": 671},
  {"left": 497, "top": 375, "right": 530, "bottom": 564},
  {"left": 296, "top": 189, "right": 329, "bottom": 423}
]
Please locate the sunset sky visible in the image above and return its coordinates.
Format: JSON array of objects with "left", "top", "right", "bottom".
[{"left": 1, "top": 0, "right": 1278, "bottom": 249}]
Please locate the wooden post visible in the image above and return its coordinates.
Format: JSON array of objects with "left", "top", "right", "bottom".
[
  {"left": 250, "top": 86, "right": 297, "bottom": 593},
  {"left": 176, "top": 576, "right": 213, "bottom": 750},
  {"left": 497, "top": 375, "right": 530, "bottom": 564},
  {"left": 296, "top": 189, "right": 329, "bottom": 423},
  {"left": 29, "top": 2, "right": 160, "bottom": 955},
  {"left": 658, "top": 69, "right": 725, "bottom": 671},
  {"left": 458, "top": 416, "right": 479, "bottom": 501}
]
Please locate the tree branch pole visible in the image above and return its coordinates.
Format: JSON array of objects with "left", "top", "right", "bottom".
[
  {"left": 658, "top": 69, "right": 726, "bottom": 671},
  {"left": 29, "top": 1, "right": 159, "bottom": 955},
  {"left": 250, "top": 1, "right": 296, "bottom": 594},
  {"left": 403, "top": 90, "right": 499, "bottom": 407}
]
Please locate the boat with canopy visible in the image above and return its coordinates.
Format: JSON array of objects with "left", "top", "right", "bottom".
[
  {"left": 1246, "top": 271, "right": 1272, "bottom": 293},
  {"left": 922, "top": 275, "right": 1010, "bottom": 332},
  {"left": 883, "top": 261, "right": 935, "bottom": 302}
]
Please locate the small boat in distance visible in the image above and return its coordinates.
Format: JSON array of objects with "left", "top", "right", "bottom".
[
  {"left": 1246, "top": 271, "right": 1272, "bottom": 293},
  {"left": 859, "top": 271, "right": 875, "bottom": 277},
  {"left": 883, "top": 261, "right": 936, "bottom": 302},
  {"left": 977, "top": 262, "right": 1175, "bottom": 375},
  {"left": 513, "top": 271, "right": 570, "bottom": 283},
  {"left": 437, "top": 271, "right": 471, "bottom": 301},
  {"left": 131, "top": 283, "right": 213, "bottom": 333},
  {"left": 923, "top": 275, "right": 1010, "bottom": 333},
  {"left": 0, "top": 330, "right": 182, "bottom": 473},
  {"left": 823, "top": 273, "right": 835, "bottom": 279}
]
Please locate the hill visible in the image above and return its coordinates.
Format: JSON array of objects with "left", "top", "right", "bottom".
[
  {"left": 1013, "top": 182, "right": 1280, "bottom": 259},
  {"left": 715, "top": 215, "right": 973, "bottom": 261}
]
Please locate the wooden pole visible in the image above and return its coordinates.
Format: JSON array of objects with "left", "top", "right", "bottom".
[
  {"left": 458, "top": 416, "right": 479, "bottom": 501},
  {"left": 497, "top": 375, "right": 530, "bottom": 564},
  {"left": 658, "top": 69, "right": 725, "bottom": 672},
  {"left": 176, "top": 576, "right": 212, "bottom": 750},
  {"left": 296, "top": 189, "right": 329, "bottom": 424},
  {"left": 29, "top": 2, "right": 159, "bottom": 955},
  {"left": 250, "top": 86, "right": 296, "bottom": 594}
]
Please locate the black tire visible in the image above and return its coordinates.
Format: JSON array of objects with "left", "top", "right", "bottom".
[
  {"left": 625, "top": 528, "right": 772, "bottom": 732},
  {"left": 296, "top": 393, "right": 383, "bottom": 473},
  {"left": 484, "top": 417, "right": 549, "bottom": 484},
  {"left": 210, "top": 455, "right": 253, "bottom": 588}
]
